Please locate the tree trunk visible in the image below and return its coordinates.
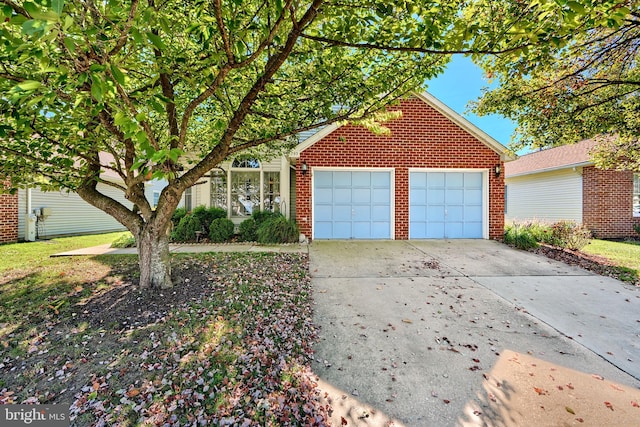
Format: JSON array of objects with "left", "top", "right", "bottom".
[{"left": 137, "top": 224, "right": 173, "bottom": 289}]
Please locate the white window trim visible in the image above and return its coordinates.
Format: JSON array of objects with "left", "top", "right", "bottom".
[{"left": 633, "top": 173, "right": 640, "bottom": 218}]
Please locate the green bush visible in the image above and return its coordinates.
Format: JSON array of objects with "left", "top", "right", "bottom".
[
  {"left": 634, "top": 223, "right": 640, "bottom": 237},
  {"left": 192, "top": 206, "right": 227, "bottom": 234},
  {"left": 171, "top": 214, "right": 203, "bottom": 242},
  {"left": 257, "top": 215, "right": 299, "bottom": 244},
  {"left": 171, "top": 207, "right": 188, "bottom": 227},
  {"left": 209, "top": 218, "right": 235, "bottom": 243},
  {"left": 504, "top": 223, "right": 539, "bottom": 250},
  {"left": 251, "top": 210, "right": 279, "bottom": 226},
  {"left": 550, "top": 220, "right": 591, "bottom": 250},
  {"left": 238, "top": 218, "right": 258, "bottom": 242},
  {"left": 111, "top": 232, "right": 136, "bottom": 248}
]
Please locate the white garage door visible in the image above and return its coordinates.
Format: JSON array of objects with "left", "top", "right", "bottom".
[
  {"left": 410, "top": 171, "right": 484, "bottom": 239},
  {"left": 314, "top": 170, "right": 392, "bottom": 239}
]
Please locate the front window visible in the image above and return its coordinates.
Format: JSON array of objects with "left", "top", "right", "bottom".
[
  {"left": 634, "top": 173, "right": 640, "bottom": 217},
  {"left": 231, "top": 170, "right": 260, "bottom": 217},
  {"left": 263, "top": 172, "right": 281, "bottom": 213},
  {"left": 210, "top": 170, "right": 227, "bottom": 210}
]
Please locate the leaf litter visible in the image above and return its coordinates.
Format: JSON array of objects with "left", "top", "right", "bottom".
[{"left": 1, "top": 253, "right": 329, "bottom": 426}]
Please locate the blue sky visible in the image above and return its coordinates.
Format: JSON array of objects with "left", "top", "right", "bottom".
[{"left": 426, "top": 55, "right": 517, "bottom": 147}]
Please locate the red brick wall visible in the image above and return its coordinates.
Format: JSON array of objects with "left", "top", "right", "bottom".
[
  {"left": 296, "top": 97, "right": 505, "bottom": 240},
  {"left": 0, "top": 180, "right": 19, "bottom": 244},
  {"left": 582, "top": 166, "right": 640, "bottom": 238}
]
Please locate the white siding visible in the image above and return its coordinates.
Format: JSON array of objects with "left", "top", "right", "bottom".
[
  {"left": 18, "top": 184, "right": 130, "bottom": 240},
  {"left": 505, "top": 168, "right": 583, "bottom": 224}
]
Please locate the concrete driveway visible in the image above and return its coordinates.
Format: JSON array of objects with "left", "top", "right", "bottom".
[{"left": 310, "top": 240, "right": 640, "bottom": 426}]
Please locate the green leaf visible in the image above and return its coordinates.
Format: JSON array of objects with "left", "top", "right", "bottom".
[
  {"left": 567, "top": 1, "right": 586, "bottom": 15},
  {"left": 51, "top": 0, "right": 64, "bottom": 15},
  {"left": 146, "top": 32, "right": 166, "bottom": 51},
  {"left": 91, "top": 80, "right": 103, "bottom": 102},
  {"left": 16, "top": 80, "right": 43, "bottom": 91},
  {"left": 110, "top": 64, "right": 125, "bottom": 85}
]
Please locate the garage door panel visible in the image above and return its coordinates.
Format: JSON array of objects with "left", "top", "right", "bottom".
[
  {"left": 352, "top": 173, "right": 371, "bottom": 186},
  {"left": 446, "top": 222, "right": 464, "bottom": 238},
  {"left": 333, "top": 205, "right": 352, "bottom": 221},
  {"left": 353, "top": 189, "right": 371, "bottom": 203},
  {"left": 447, "top": 173, "right": 464, "bottom": 187},
  {"left": 334, "top": 172, "right": 351, "bottom": 185},
  {"left": 410, "top": 189, "right": 426, "bottom": 204},
  {"left": 464, "top": 172, "right": 483, "bottom": 187},
  {"left": 314, "top": 171, "right": 392, "bottom": 239},
  {"left": 410, "top": 171, "right": 485, "bottom": 239},
  {"left": 373, "top": 188, "right": 391, "bottom": 203},
  {"left": 372, "top": 172, "right": 390, "bottom": 187},
  {"left": 464, "top": 205, "right": 483, "bottom": 221},
  {"left": 465, "top": 189, "right": 482, "bottom": 204},
  {"left": 334, "top": 188, "right": 351, "bottom": 203},
  {"left": 372, "top": 205, "right": 391, "bottom": 221},
  {"left": 427, "top": 205, "right": 446, "bottom": 221},
  {"left": 428, "top": 173, "right": 445, "bottom": 187},
  {"left": 445, "top": 189, "right": 464, "bottom": 204}
]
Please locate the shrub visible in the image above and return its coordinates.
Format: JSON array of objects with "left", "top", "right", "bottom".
[
  {"left": 238, "top": 218, "right": 258, "bottom": 242},
  {"left": 634, "top": 223, "right": 640, "bottom": 237},
  {"left": 550, "top": 221, "right": 591, "bottom": 250},
  {"left": 257, "top": 215, "right": 299, "bottom": 244},
  {"left": 171, "top": 214, "right": 203, "bottom": 242},
  {"left": 504, "top": 223, "right": 538, "bottom": 250},
  {"left": 111, "top": 232, "right": 136, "bottom": 248},
  {"left": 251, "top": 210, "right": 279, "bottom": 226},
  {"left": 192, "top": 206, "right": 227, "bottom": 234},
  {"left": 171, "top": 207, "right": 188, "bottom": 227},
  {"left": 209, "top": 218, "right": 235, "bottom": 243}
]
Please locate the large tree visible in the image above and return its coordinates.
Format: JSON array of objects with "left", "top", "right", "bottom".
[
  {"left": 473, "top": 1, "right": 638, "bottom": 169},
  {"left": 0, "top": 0, "right": 626, "bottom": 289}
]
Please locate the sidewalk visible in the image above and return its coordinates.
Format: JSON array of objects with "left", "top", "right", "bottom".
[{"left": 51, "top": 242, "right": 308, "bottom": 257}]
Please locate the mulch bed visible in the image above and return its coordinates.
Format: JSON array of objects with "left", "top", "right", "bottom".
[{"left": 531, "top": 244, "right": 639, "bottom": 285}]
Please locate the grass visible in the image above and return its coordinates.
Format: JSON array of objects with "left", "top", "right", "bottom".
[
  {"left": 582, "top": 239, "right": 640, "bottom": 281},
  {"left": 0, "top": 231, "right": 129, "bottom": 272},
  {"left": 0, "top": 234, "right": 326, "bottom": 425}
]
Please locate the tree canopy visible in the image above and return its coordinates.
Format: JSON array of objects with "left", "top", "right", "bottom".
[
  {"left": 0, "top": 0, "right": 628, "bottom": 288},
  {"left": 473, "top": 1, "right": 638, "bottom": 170}
]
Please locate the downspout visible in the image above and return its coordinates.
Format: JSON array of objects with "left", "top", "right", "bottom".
[{"left": 26, "top": 187, "right": 32, "bottom": 241}]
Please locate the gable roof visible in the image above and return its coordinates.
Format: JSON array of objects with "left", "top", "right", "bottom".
[
  {"left": 505, "top": 139, "right": 598, "bottom": 178},
  {"left": 290, "top": 92, "right": 511, "bottom": 160}
]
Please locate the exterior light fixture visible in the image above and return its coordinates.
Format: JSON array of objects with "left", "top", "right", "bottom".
[
  {"left": 495, "top": 164, "right": 502, "bottom": 177},
  {"left": 301, "top": 161, "right": 308, "bottom": 175}
]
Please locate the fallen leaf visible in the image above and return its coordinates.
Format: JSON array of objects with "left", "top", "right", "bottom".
[
  {"left": 533, "top": 387, "right": 547, "bottom": 396},
  {"left": 341, "top": 416, "right": 348, "bottom": 426},
  {"left": 402, "top": 319, "right": 412, "bottom": 324},
  {"left": 565, "top": 406, "right": 575, "bottom": 415},
  {"left": 126, "top": 388, "right": 140, "bottom": 398},
  {"left": 610, "top": 384, "right": 623, "bottom": 392},
  {"left": 604, "top": 401, "right": 614, "bottom": 411},
  {"left": 592, "top": 374, "right": 605, "bottom": 381},
  {"left": 576, "top": 418, "right": 584, "bottom": 423},
  {"left": 443, "top": 399, "right": 450, "bottom": 404},
  {"left": 631, "top": 401, "right": 639, "bottom": 408}
]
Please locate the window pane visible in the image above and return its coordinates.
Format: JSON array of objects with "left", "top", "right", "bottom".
[
  {"left": 634, "top": 174, "right": 640, "bottom": 216},
  {"left": 232, "top": 158, "right": 260, "bottom": 168},
  {"left": 153, "top": 191, "right": 160, "bottom": 208},
  {"left": 184, "top": 187, "right": 192, "bottom": 211},
  {"left": 210, "top": 171, "right": 227, "bottom": 210},
  {"left": 263, "top": 172, "right": 280, "bottom": 213},
  {"left": 231, "top": 171, "right": 259, "bottom": 217}
]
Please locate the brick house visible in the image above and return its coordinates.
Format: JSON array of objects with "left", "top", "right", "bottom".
[
  {"left": 0, "top": 179, "right": 19, "bottom": 244},
  {"left": 505, "top": 139, "right": 640, "bottom": 239},
  {"left": 188, "top": 92, "right": 510, "bottom": 240}
]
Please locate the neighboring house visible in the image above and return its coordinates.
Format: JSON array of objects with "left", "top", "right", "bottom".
[
  {"left": 505, "top": 138, "right": 640, "bottom": 239},
  {"left": 186, "top": 92, "right": 510, "bottom": 240},
  {"left": 0, "top": 179, "right": 19, "bottom": 244}
]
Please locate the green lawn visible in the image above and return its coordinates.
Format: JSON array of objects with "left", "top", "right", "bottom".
[
  {"left": 0, "top": 231, "right": 128, "bottom": 272},
  {"left": 582, "top": 239, "right": 640, "bottom": 277}
]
